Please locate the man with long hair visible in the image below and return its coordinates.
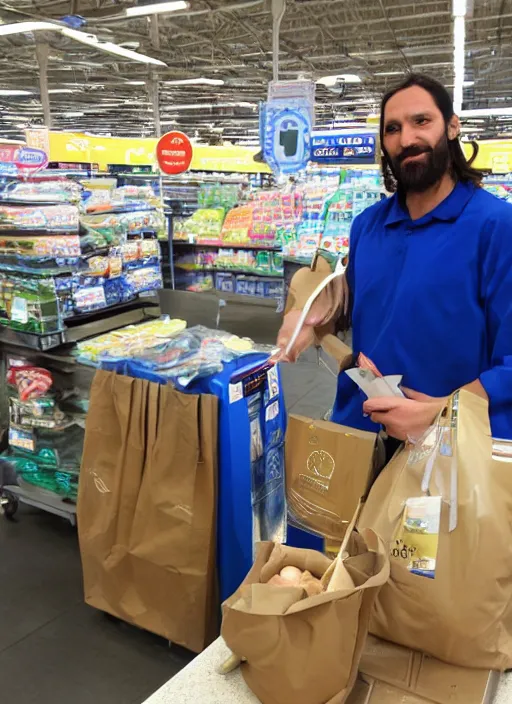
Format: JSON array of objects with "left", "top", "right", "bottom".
[{"left": 279, "top": 74, "right": 512, "bottom": 441}]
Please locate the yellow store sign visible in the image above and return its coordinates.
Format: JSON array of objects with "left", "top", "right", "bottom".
[{"left": 48, "top": 132, "right": 270, "bottom": 174}]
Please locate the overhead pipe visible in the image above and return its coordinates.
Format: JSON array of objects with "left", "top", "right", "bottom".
[
  {"left": 35, "top": 42, "right": 52, "bottom": 128},
  {"left": 272, "top": 0, "right": 286, "bottom": 82}
]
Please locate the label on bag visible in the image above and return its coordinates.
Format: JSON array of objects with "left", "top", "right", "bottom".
[
  {"left": 9, "top": 426, "right": 35, "bottom": 452},
  {"left": 393, "top": 496, "right": 441, "bottom": 579},
  {"left": 11, "top": 297, "right": 28, "bottom": 324},
  {"left": 229, "top": 381, "right": 243, "bottom": 404}
]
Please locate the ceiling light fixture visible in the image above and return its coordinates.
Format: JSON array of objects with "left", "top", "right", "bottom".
[
  {"left": 317, "top": 74, "right": 362, "bottom": 87},
  {"left": 125, "top": 1, "right": 188, "bottom": 18},
  {"left": 164, "top": 77, "right": 225, "bottom": 86},
  {"left": 61, "top": 27, "right": 166, "bottom": 66},
  {"left": 0, "top": 89, "right": 32, "bottom": 96},
  {"left": 48, "top": 88, "right": 79, "bottom": 94},
  {"left": 0, "top": 21, "right": 166, "bottom": 66},
  {"left": 124, "top": 80, "right": 147, "bottom": 85},
  {"left": 162, "top": 101, "right": 256, "bottom": 110},
  {"left": 62, "top": 111, "right": 85, "bottom": 117},
  {"left": 460, "top": 107, "right": 512, "bottom": 117}
]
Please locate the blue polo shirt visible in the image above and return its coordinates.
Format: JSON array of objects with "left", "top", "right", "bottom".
[{"left": 331, "top": 180, "right": 512, "bottom": 439}]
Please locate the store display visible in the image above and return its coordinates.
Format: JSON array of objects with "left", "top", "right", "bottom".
[
  {"left": 3, "top": 361, "right": 86, "bottom": 502},
  {"left": 0, "top": 176, "right": 164, "bottom": 332}
]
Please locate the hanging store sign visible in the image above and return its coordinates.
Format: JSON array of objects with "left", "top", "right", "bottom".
[
  {"left": 0, "top": 145, "right": 49, "bottom": 175},
  {"left": 156, "top": 131, "right": 193, "bottom": 175},
  {"left": 262, "top": 80, "right": 315, "bottom": 174},
  {"left": 311, "top": 131, "right": 377, "bottom": 164}
]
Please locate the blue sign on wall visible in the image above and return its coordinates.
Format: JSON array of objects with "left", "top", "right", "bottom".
[{"left": 311, "top": 131, "right": 377, "bottom": 164}]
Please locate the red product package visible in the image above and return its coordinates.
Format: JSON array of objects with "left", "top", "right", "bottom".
[
  {"left": 357, "top": 352, "right": 383, "bottom": 378},
  {"left": 7, "top": 365, "right": 53, "bottom": 401}
]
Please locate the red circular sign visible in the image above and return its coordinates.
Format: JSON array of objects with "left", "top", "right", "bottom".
[{"left": 156, "top": 131, "right": 193, "bottom": 175}]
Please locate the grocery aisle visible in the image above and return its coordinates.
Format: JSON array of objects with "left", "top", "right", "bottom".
[{"left": 0, "top": 355, "right": 335, "bottom": 704}]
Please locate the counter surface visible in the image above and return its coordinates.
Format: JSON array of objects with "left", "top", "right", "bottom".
[{"left": 143, "top": 637, "right": 512, "bottom": 704}]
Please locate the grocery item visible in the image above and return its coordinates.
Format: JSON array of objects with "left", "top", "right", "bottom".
[
  {"left": 75, "top": 316, "right": 187, "bottom": 365},
  {"left": 7, "top": 365, "right": 53, "bottom": 401},
  {"left": 0, "top": 273, "right": 62, "bottom": 333}
]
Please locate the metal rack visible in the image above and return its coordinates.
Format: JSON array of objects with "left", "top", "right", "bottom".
[{"left": 0, "top": 296, "right": 159, "bottom": 522}]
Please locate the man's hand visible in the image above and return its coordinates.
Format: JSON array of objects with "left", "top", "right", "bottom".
[{"left": 363, "top": 388, "right": 448, "bottom": 441}]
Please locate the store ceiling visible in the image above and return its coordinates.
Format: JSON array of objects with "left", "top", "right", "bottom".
[{"left": 0, "top": 0, "right": 510, "bottom": 144}]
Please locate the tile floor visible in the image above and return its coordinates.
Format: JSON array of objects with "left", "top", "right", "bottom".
[{"left": 0, "top": 356, "right": 334, "bottom": 704}]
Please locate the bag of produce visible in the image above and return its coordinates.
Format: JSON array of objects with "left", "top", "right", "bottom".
[
  {"left": 358, "top": 389, "right": 512, "bottom": 669},
  {"left": 220, "top": 520, "right": 389, "bottom": 704}
]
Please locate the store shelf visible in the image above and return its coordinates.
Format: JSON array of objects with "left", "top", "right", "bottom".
[
  {"left": 172, "top": 240, "right": 281, "bottom": 252},
  {"left": 3, "top": 484, "right": 77, "bottom": 526},
  {"left": 0, "top": 296, "right": 159, "bottom": 351},
  {"left": 175, "top": 266, "right": 283, "bottom": 278},
  {"left": 84, "top": 206, "right": 156, "bottom": 216}
]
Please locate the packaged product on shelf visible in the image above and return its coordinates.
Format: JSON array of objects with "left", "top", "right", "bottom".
[
  {"left": 112, "top": 184, "right": 160, "bottom": 207},
  {"left": 235, "top": 275, "right": 284, "bottom": 300},
  {"left": 0, "top": 233, "right": 82, "bottom": 258},
  {"left": 0, "top": 176, "right": 83, "bottom": 204},
  {"left": 82, "top": 208, "right": 165, "bottom": 245},
  {"left": 124, "top": 265, "right": 163, "bottom": 294},
  {"left": 220, "top": 204, "right": 254, "bottom": 244},
  {"left": 182, "top": 208, "right": 225, "bottom": 243},
  {"left": 198, "top": 183, "right": 240, "bottom": 209},
  {"left": 183, "top": 271, "right": 214, "bottom": 292},
  {"left": 3, "top": 363, "right": 86, "bottom": 501},
  {"left": 215, "top": 271, "right": 235, "bottom": 293},
  {"left": 72, "top": 282, "right": 108, "bottom": 313},
  {"left": 175, "top": 249, "right": 217, "bottom": 271},
  {"left": 0, "top": 204, "right": 79, "bottom": 233},
  {"left": 0, "top": 273, "right": 62, "bottom": 333}
]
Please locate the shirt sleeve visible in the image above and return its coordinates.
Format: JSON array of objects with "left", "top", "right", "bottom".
[{"left": 479, "top": 208, "right": 512, "bottom": 438}]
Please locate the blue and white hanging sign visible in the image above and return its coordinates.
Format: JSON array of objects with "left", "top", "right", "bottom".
[
  {"left": 262, "top": 80, "right": 315, "bottom": 174},
  {"left": 311, "top": 131, "right": 377, "bottom": 163}
]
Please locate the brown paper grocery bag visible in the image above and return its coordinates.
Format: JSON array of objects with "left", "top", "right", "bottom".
[
  {"left": 358, "top": 389, "right": 512, "bottom": 670},
  {"left": 221, "top": 529, "right": 390, "bottom": 704},
  {"left": 286, "top": 414, "right": 377, "bottom": 540},
  {"left": 78, "top": 370, "right": 218, "bottom": 653}
]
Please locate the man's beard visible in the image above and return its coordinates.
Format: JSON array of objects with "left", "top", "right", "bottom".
[{"left": 389, "top": 134, "right": 451, "bottom": 193}]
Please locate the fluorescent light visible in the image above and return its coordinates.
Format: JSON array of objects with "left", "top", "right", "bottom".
[
  {"left": 460, "top": 108, "right": 512, "bottom": 117},
  {"left": 0, "top": 89, "right": 32, "bottom": 96},
  {"left": 48, "top": 88, "right": 79, "bottom": 94},
  {"left": 125, "top": 1, "right": 188, "bottom": 18},
  {"left": 0, "top": 21, "right": 53, "bottom": 36},
  {"left": 162, "top": 101, "right": 256, "bottom": 110},
  {"left": 463, "top": 80, "right": 475, "bottom": 87},
  {"left": 375, "top": 71, "right": 403, "bottom": 77},
  {"left": 164, "top": 77, "right": 225, "bottom": 86},
  {"left": 317, "top": 74, "right": 361, "bottom": 87},
  {"left": 124, "top": 80, "right": 147, "bottom": 85},
  {"left": 0, "top": 22, "right": 166, "bottom": 66},
  {"left": 61, "top": 28, "right": 166, "bottom": 66},
  {"left": 62, "top": 111, "right": 85, "bottom": 117}
]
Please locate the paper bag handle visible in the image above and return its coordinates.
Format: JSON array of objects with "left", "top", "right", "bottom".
[
  {"left": 320, "top": 499, "right": 364, "bottom": 590},
  {"left": 284, "top": 257, "right": 346, "bottom": 359}
]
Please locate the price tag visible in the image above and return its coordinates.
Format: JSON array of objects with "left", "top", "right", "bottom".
[{"left": 11, "top": 297, "right": 28, "bottom": 324}]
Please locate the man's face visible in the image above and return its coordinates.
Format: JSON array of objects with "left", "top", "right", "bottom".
[{"left": 382, "top": 85, "right": 451, "bottom": 192}]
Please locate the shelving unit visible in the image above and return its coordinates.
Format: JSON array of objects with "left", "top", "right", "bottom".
[{"left": 172, "top": 240, "right": 281, "bottom": 252}]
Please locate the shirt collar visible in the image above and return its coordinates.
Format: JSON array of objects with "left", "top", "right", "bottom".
[{"left": 384, "top": 180, "right": 476, "bottom": 228}]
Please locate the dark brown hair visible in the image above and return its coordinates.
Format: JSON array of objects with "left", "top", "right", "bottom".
[{"left": 379, "top": 73, "right": 482, "bottom": 193}]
